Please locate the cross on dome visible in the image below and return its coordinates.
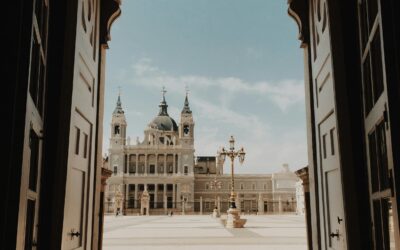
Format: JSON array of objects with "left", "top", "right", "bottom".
[{"left": 161, "top": 86, "right": 167, "bottom": 98}]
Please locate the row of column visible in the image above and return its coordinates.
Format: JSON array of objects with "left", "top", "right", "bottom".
[
  {"left": 124, "top": 183, "right": 178, "bottom": 209},
  {"left": 125, "top": 153, "right": 180, "bottom": 175},
  {"left": 196, "top": 196, "right": 291, "bottom": 213}
]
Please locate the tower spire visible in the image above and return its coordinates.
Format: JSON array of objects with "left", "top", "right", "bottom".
[
  {"left": 113, "top": 90, "right": 124, "bottom": 114},
  {"left": 158, "top": 86, "right": 169, "bottom": 116},
  {"left": 182, "top": 85, "right": 192, "bottom": 114}
]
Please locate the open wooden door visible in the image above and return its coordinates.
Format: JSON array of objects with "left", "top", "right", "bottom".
[
  {"left": 61, "top": 0, "right": 100, "bottom": 249},
  {"left": 358, "top": 0, "right": 398, "bottom": 248},
  {"left": 16, "top": 0, "right": 49, "bottom": 249},
  {"left": 309, "top": 0, "right": 347, "bottom": 248}
]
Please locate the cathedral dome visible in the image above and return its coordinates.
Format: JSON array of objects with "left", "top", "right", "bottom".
[
  {"left": 149, "top": 115, "right": 178, "bottom": 131},
  {"left": 148, "top": 88, "right": 178, "bottom": 131}
]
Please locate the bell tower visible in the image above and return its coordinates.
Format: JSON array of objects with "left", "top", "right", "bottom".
[
  {"left": 179, "top": 90, "right": 194, "bottom": 147},
  {"left": 179, "top": 88, "right": 195, "bottom": 177},
  {"left": 109, "top": 93, "right": 127, "bottom": 175},
  {"left": 110, "top": 93, "right": 127, "bottom": 147}
]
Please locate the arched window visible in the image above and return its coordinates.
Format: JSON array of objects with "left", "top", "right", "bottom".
[
  {"left": 183, "top": 124, "right": 190, "bottom": 136},
  {"left": 114, "top": 125, "right": 120, "bottom": 135}
]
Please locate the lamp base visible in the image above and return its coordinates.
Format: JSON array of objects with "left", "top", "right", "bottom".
[{"left": 224, "top": 208, "right": 246, "bottom": 228}]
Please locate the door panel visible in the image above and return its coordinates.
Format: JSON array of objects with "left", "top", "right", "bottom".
[
  {"left": 16, "top": 0, "right": 49, "bottom": 248},
  {"left": 62, "top": 0, "right": 99, "bottom": 249},
  {"left": 310, "top": 0, "right": 347, "bottom": 248},
  {"left": 319, "top": 113, "right": 346, "bottom": 250},
  {"left": 358, "top": 0, "right": 397, "bottom": 249},
  {"left": 63, "top": 112, "right": 91, "bottom": 250}
]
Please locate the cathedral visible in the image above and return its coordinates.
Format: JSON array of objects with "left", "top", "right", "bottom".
[{"left": 105, "top": 90, "right": 298, "bottom": 215}]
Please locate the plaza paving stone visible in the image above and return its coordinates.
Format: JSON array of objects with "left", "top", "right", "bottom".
[{"left": 103, "top": 214, "right": 307, "bottom": 250}]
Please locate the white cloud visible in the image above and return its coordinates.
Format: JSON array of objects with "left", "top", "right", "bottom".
[
  {"left": 132, "top": 57, "right": 159, "bottom": 76},
  {"left": 129, "top": 58, "right": 304, "bottom": 112}
]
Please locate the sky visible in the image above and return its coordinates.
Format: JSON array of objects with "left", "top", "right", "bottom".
[{"left": 104, "top": 0, "right": 307, "bottom": 174}]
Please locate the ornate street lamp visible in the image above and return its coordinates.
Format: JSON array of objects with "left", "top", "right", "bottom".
[
  {"left": 218, "top": 136, "right": 245, "bottom": 209},
  {"left": 217, "top": 136, "right": 247, "bottom": 228}
]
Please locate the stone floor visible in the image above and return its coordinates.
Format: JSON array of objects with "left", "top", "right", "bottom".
[{"left": 103, "top": 214, "right": 307, "bottom": 250}]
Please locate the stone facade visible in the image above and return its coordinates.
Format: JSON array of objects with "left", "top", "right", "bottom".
[
  {"left": 194, "top": 171, "right": 298, "bottom": 215},
  {"left": 105, "top": 92, "right": 298, "bottom": 215}
]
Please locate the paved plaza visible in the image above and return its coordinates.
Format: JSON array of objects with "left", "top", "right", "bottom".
[{"left": 103, "top": 214, "right": 307, "bottom": 250}]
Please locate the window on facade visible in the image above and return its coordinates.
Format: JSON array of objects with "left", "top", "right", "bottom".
[
  {"left": 183, "top": 125, "right": 190, "bottom": 136},
  {"left": 264, "top": 184, "right": 267, "bottom": 190},
  {"left": 149, "top": 165, "right": 155, "bottom": 174},
  {"left": 184, "top": 166, "right": 188, "bottom": 175},
  {"left": 114, "top": 125, "right": 120, "bottom": 135},
  {"left": 205, "top": 184, "right": 209, "bottom": 190},
  {"left": 252, "top": 184, "right": 256, "bottom": 190},
  {"left": 113, "top": 166, "right": 117, "bottom": 174},
  {"left": 240, "top": 184, "right": 244, "bottom": 190},
  {"left": 166, "top": 135, "right": 171, "bottom": 145}
]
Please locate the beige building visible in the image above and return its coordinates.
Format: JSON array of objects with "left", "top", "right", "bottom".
[{"left": 105, "top": 92, "right": 298, "bottom": 215}]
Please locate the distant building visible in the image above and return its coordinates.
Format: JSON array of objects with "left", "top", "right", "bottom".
[{"left": 105, "top": 91, "right": 298, "bottom": 215}]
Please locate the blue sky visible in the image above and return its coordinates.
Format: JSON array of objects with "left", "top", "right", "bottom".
[{"left": 104, "top": 0, "right": 307, "bottom": 174}]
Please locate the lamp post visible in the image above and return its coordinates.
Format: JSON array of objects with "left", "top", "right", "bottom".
[
  {"left": 217, "top": 136, "right": 246, "bottom": 228},
  {"left": 209, "top": 177, "right": 222, "bottom": 217},
  {"left": 218, "top": 136, "right": 245, "bottom": 209}
]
